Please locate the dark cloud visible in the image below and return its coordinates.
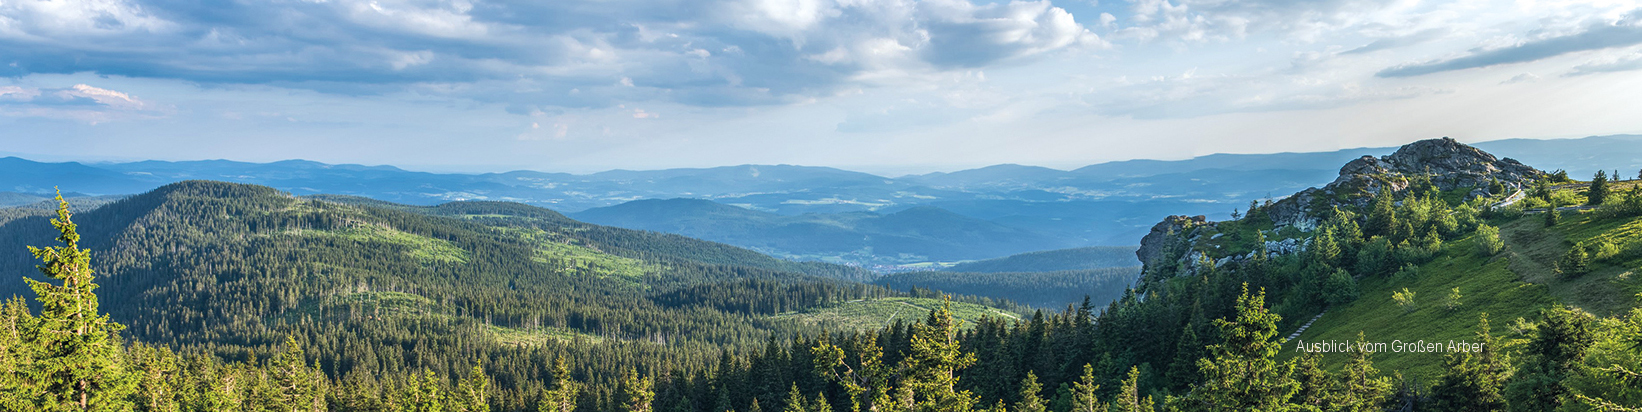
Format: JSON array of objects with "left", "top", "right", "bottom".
[{"left": 1377, "top": 20, "right": 1642, "bottom": 77}]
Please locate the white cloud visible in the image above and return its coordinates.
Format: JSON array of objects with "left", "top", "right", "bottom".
[
  {"left": 1501, "top": 72, "right": 1540, "bottom": 84},
  {"left": 0, "top": 83, "right": 165, "bottom": 124}
]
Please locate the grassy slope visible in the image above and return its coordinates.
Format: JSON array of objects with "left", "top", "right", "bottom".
[
  {"left": 1289, "top": 208, "right": 1642, "bottom": 381},
  {"left": 281, "top": 291, "right": 608, "bottom": 345},
  {"left": 770, "top": 297, "right": 1022, "bottom": 331}
]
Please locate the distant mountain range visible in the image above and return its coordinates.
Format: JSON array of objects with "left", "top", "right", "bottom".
[
  {"left": 2, "top": 135, "right": 1636, "bottom": 265},
  {"left": 571, "top": 199, "right": 1080, "bottom": 263}
]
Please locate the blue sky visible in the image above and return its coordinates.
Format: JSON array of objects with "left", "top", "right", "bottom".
[{"left": 1, "top": 0, "right": 1640, "bottom": 175}]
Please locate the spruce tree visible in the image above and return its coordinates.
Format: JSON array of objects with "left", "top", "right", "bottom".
[
  {"left": 1185, "top": 283, "right": 1298, "bottom": 411},
  {"left": 24, "top": 193, "right": 135, "bottom": 411},
  {"left": 541, "top": 357, "right": 580, "bottom": 412},
  {"left": 900, "top": 297, "right": 978, "bottom": 412},
  {"left": 813, "top": 334, "right": 892, "bottom": 412},
  {"left": 1429, "top": 314, "right": 1511, "bottom": 412},
  {"left": 1068, "top": 364, "right": 1104, "bottom": 412},
  {"left": 623, "top": 369, "right": 656, "bottom": 412},
  {"left": 1505, "top": 305, "right": 1595, "bottom": 412},
  {"left": 784, "top": 384, "right": 809, "bottom": 412},
  {"left": 1588, "top": 170, "right": 1609, "bottom": 205},
  {"left": 1292, "top": 353, "right": 1331, "bottom": 410},
  {"left": 269, "top": 336, "right": 327, "bottom": 412},
  {"left": 1331, "top": 332, "right": 1391, "bottom": 412},
  {"left": 0, "top": 297, "right": 37, "bottom": 411},
  {"left": 810, "top": 391, "right": 834, "bottom": 412},
  {"left": 1112, "top": 366, "right": 1153, "bottom": 412},
  {"left": 397, "top": 369, "right": 448, "bottom": 412},
  {"left": 128, "top": 342, "right": 182, "bottom": 412},
  {"left": 452, "top": 364, "right": 491, "bottom": 412},
  {"left": 1012, "top": 372, "right": 1045, "bottom": 412},
  {"left": 1366, "top": 190, "right": 1396, "bottom": 239}
]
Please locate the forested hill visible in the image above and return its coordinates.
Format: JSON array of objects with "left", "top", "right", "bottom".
[
  {"left": 4, "top": 138, "right": 1641, "bottom": 411},
  {"left": 307, "top": 194, "right": 874, "bottom": 282},
  {"left": 0, "top": 180, "right": 970, "bottom": 408}
]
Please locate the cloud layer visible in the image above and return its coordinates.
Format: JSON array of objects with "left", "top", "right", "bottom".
[
  {"left": 0, "top": 0, "right": 1103, "bottom": 109},
  {"left": 1, "top": 0, "right": 1640, "bottom": 173}
]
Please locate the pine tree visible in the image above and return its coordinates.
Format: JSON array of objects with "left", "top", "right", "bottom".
[
  {"left": 24, "top": 192, "right": 136, "bottom": 411},
  {"left": 1429, "top": 314, "right": 1511, "bottom": 412},
  {"left": 623, "top": 369, "right": 656, "bottom": 412},
  {"left": 1184, "top": 284, "right": 1298, "bottom": 411},
  {"left": 1112, "top": 366, "right": 1153, "bottom": 412},
  {"left": 1331, "top": 332, "right": 1391, "bottom": 412},
  {"left": 1012, "top": 372, "right": 1045, "bottom": 412},
  {"left": 541, "top": 357, "right": 580, "bottom": 412}
]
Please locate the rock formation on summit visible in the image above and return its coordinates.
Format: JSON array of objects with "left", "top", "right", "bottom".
[
  {"left": 1265, "top": 137, "right": 1541, "bottom": 231},
  {"left": 1136, "top": 137, "right": 1543, "bottom": 274}
]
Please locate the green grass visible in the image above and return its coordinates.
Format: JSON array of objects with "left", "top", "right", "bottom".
[
  {"left": 770, "top": 297, "right": 1021, "bottom": 331},
  {"left": 284, "top": 224, "right": 469, "bottom": 264},
  {"left": 1288, "top": 210, "right": 1642, "bottom": 381},
  {"left": 1285, "top": 235, "right": 1554, "bottom": 381},
  {"left": 284, "top": 291, "right": 607, "bottom": 345},
  {"left": 497, "top": 226, "right": 664, "bottom": 284},
  {"left": 487, "top": 324, "right": 606, "bottom": 346}
]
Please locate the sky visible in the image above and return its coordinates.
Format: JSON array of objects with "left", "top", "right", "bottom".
[{"left": 2, "top": 0, "right": 1641, "bottom": 175}]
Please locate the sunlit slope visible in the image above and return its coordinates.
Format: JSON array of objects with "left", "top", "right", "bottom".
[
  {"left": 771, "top": 297, "right": 1022, "bottom": 331},
  {"left": 1290, "top": 208, "right": 1642, "bottom": 381}
]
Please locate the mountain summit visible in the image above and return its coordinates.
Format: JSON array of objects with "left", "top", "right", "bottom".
[
  {"left": 1140, "top": 137, "right": 1543, "bottom": 271},
  {"left": 1265, "top": 137, "right": 1543, "bottom": 230}
]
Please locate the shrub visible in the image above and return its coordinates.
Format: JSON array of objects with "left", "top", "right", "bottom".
[
  {"left": 1476, "top": 224, "right": 1504, "bottom": 256},
  {"left": 1555, "top": 244, "right": 1591, "bottom": 278},
  {"left": 1393, "top": 288, "right": 1416, "bottom": 313},
  {"left": 1393, "top": 263, "right": 1420, "bottom": 283},
  {"left": 1323, "top": 268, "right": 1360, "bottom": 306},
  {"left": 1445, "top": 288, "right": 1462, "bottom": 312}
]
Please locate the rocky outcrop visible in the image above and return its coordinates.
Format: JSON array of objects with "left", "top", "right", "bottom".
[
  {"left": 1136, "top": 215, "right": 1207, "bottom": 270},
  {"left": 1136, "top": 137, "right": 1544, "bottom": 281},
  {"left": 1263, "top": 137, "right": 1543, "bottom": 233}
]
